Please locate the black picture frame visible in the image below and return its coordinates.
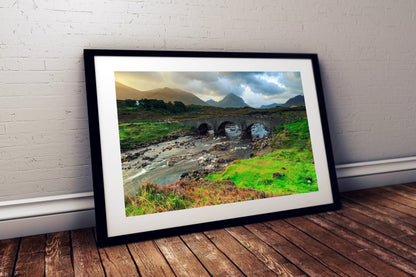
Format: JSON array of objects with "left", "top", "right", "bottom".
[{"left": 84, "top": 49, "right": 340, "bottom": 246}]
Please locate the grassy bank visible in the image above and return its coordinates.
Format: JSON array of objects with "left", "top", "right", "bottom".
[
  {"left": 119, "top": 121, "right": 194, "bottom": 151},
  {"left": 123, "top": 115, "right": 317, "bottom": 216},
  {"left": 125, "top": 179, "right": 273, "bottom": 216},
  {"left": 117, "top": 102, "right": 306, "bottom": 123},
  {"left": 206, "top": 118, "right": 318, "bottom": 195}
]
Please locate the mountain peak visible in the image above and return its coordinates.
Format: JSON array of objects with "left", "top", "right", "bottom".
[
  {"left": 216, "top": 93, "right": 248, "bottom": 108},
  {"left": 282, "top": 95, "right": 305, "bottom": 107},
  {"left": 115, "top": 84, "right": 206, "bottom": 105}
]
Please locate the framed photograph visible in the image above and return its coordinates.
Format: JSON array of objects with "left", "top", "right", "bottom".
[{"left": 84, "top": 49, "right": 340, "bottom": 246}]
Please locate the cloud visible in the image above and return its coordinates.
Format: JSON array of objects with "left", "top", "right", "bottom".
[{"left": 115, "top": 71, "right": 304, "bottom": 104}]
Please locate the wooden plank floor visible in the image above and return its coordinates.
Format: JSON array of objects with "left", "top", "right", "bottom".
[{"left": 1, "top": 183, "right": 416, "bottom": 276}]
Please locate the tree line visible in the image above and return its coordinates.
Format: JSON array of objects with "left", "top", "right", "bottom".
[{"left": 118, "top": 99, "right": 198, "bottom": 114}]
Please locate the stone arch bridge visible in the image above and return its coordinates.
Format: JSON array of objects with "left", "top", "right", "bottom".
[{"left": 179, "top": 114, "right": 292, "bottom": 138}]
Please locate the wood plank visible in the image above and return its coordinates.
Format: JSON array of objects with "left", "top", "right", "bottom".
[
  {"left": 403, "top": 182, "right": 416, "bottom": 189},
  {"left": 181, "top": 232, "right": 243, "bottom": 277},
  {"left": 342, "top": 194, "right": 416, "bottom": 226},
  {"left": 204, "top": 229, "right": 276, "bottom": 276},
  {"left": 98, "top": 244, "right": 139, "bottom": 277},
  {"left": 307, "top": 214, "right": 416, "bottom": 276},
  {"left": 321, "top": 211, "right": 416, "bottom": 263},
  {"left": 371, "top": 188, "right": 416, "bottom": 208},
  {"left": 45, "top": 232, "right": 73, "bottom": 277},
  {"left": 0, "top": 238, "right": 19, "bottom": 277},
  {"left": 128, "top": 240, "right": 175, "bottom": 277},
  {"left": 395, "top": 183, "right": 416, "bottom": 194},
  {"left": 225, "top": 226, "right": 305, "bottom": 276},
  {"left": 71, "top": 228, "right": 105, "bottom": 277},
  {"left": 382, "top": 184, "right": 416, "bottom": 199},
  {"left": 245, "top": 223, "right": 338, "bottom": 276},
  {"left": 342, "top": 199, "right": 416, "bottom": 236},
  {"left": 265, "top": 220, "right": 373, "bottom": 276},
  {"left": 344, "top": 190, "right": 416, "bottom": 218},
  {"left": 286, "top": 216, "right": 410, "bottom": 277},
  {"left": 338, "top": 208, "right": 415, "bottom": 246},
  {"left": 155, "top": 236, "right": 210, "bottom": 276},
  {"left": 14, "top": 234, "right": 46, "bottom": 277}
]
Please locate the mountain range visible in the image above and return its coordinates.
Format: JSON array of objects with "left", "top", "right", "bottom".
[
  {"left": 259, "top": 95, "right": 305, "bottom": 108},
  {"left": 115, "top": 82, "right": 206, "bottom": 105},
  {"left": 206, "top": 93, "right": 249, "bottom": 108},
  {"left": 115, "top": 82, "right": 304, "bottom": 108}
]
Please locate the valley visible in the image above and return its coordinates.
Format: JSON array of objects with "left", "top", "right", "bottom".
[
  {"left": 117, "top": 99, "right": 318, "bottom": 216},
  {"left": 114, "top": 73, "right": 314, "bottom": 216}
]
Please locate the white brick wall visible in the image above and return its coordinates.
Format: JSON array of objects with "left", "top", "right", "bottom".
[{"left": 1, "top": 0, "right": 416, "bottom": 201}]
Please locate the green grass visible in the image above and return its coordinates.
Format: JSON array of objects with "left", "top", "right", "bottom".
[
  {"left": 125, "top": 179, "right": 273, "bottom": 216},
  {"left": 124, "top": 117, "right": 318, "bottom": 216},
  {"left": 205, "top": 118, "right": 318, "bottom": 195},
  {"left": 117, "top": 103, "right": 306, "bottom": 123},
  {"left": 206, "top": 149, "right": 317, "bottom": 195},
  {"left": 118, "top": 121, "right": 194, "bottom": 151}
]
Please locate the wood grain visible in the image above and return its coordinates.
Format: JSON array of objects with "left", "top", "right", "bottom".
[
  {"left": 338, "top": 208, "right": 415, "bottom": 245},
  {"left": 45, "top": 232, "right": 73, "bottom": 277},
  {"left": 14, "top": 235, "right": 46, "bottom": 277},
  {"left": 155, "top": 236, "right": 210, "bottom": 276},
  {"left": 344, "top": 190, "right": 416, "bottom": 218},
  {"left": 266, "top": 219, "right": 372, "bottom": 276},
  {"left": 225, "top": 225, "right": 305, "bottom": 276},
  {"left": 71, "top": 229, "right": 105, "bottom": 276},
  {"left": 286, "top": 216, "right": 410, "bottom": 277},
  {"left": 181, "top": 232, "right": 243, "bottom": 276},
  {"left": 321, "top": 211, "right": 416, "bottom": 263},
  {"left": 382, "top": 184, "right": 416, "bottom": 199},
  {"left": 395, "top": 183, "right": 416, "bottom": 194},
  {"left": 98, "top": 244, "right": 138, "bottom": 277},
  {"left": 307, "top": 214, "right": 416, "bottom": 276},
  {"left": 0, "top": 238, "right": 19, "bottom": 277},
  {"left": 342, "top": 193, "right": 416, "bottom": 226},
  {"left": 245, "top": 222, "right": 338, "bottom": 276},
  {"left": 342, "top": 198, "right": 416, "bottom": 235},
  {"left": 204, "top": 228, "right": 276, "bottom": 276},
  {"left": 1, "top": 184, "right": 415, "bottom": 276},
  {"left": 128, "top": 240, "right": 175, "bottom": 277},
  {"left": 370, "top": 187, "right": 416, "bottom": 209}
]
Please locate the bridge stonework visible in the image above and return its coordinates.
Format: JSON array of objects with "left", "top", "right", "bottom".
[{"left": 179, "top": 115, "right": 293, "bottom": 137}]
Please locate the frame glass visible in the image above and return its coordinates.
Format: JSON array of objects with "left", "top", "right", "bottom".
[{"left": 84, "top": 50, "right": 340, "bottom": 246}]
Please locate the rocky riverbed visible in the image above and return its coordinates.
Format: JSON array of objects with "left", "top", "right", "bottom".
[{"left": 121, "top": 122, "right": 275, "bottom": 195}]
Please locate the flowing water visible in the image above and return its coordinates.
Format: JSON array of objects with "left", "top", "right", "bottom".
[{"left": 122, "top": 124, "right": 268, "bottom": 194}]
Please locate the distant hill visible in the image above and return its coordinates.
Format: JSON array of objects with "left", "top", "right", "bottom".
[
  {"left": 115, "top": 82, "right": 143, "bottom": 100},
  {"left": 259, "top": 103, "right": 280, "bottom": 109},
  {"left": 115, "top": 83, "right": 206, "bottom": 105},
  {"left": 282, "top": 95, "right": 305, "bottom": 107},
  {"left": 215, "top": 93, "right": 249, "bottom": 108},
  {"left": 205, "top": 99, "right": 218, "bottom": 106},
  {"left": 142, "top": 87, "right": 207, "bottom": 105}
]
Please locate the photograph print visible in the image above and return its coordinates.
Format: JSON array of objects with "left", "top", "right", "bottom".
[
  {"left": 115, "top": 71, "right": 318, "bottom": 217},
  {"left": 84, "top": 50, "right": 339, "bottom": 244}
]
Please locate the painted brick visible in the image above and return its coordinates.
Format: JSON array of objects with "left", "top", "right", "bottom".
[{"left": 1, "top": 0, "right": 416, "bottom": 202}]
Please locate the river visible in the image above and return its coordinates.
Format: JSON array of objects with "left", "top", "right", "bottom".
[{"left": 122, "top": 124, "right": 268, "bottom": 194}]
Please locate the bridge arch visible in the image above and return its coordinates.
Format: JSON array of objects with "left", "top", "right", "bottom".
[
  {"left": 216, "top": 121, "right": 245, "bottom": 139},
  {"left": 197, "top": 123, "right": 212, "bottom": 135},
  {"left": 179, "top": 115, "right": 291, "bottom": 139},
  {"left": 243, "top": 123, "right": 254, "bottom": 139}
]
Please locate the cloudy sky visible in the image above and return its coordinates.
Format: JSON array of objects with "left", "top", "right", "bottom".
[{"left": 115, "top": 71, "right": 304, "bottom": 108}]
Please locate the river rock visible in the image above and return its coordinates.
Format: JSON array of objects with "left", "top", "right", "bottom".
[
  {"left": 273, "top": 172, "right": 284, "bottom": 178},
  {"left": 208, "top": 143, "right": 230, "bottom": 152},
  {"left": 121, "top": 148, "right": 150, "bottom": 163},
  {"left": 305, "top": 176, "right": 313, "bottom": 184},
  {"left": 143, "top": 155, "right": 158, "bottom": 161},
  {"left": 167, "top": 156, "right": 184, "bottom": 166},
  {"left": 180, "top": 169, "right": 215, "bottom": 180}
]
